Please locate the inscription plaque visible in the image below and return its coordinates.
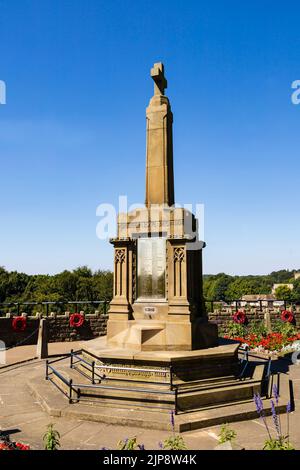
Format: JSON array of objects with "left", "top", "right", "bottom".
[{"left": 137, "top": 237, "right": 166, "bottom": 299}]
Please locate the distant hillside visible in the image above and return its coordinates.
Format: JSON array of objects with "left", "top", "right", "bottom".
[
  {"left": 0, "top": 266, "right": 113, "bottom": 304},
  {"left": 203, "top": 270, "right": 300, "bottom": 300},
  {"left": 0, "top": 266, "right": 299, "bottom": 304}
]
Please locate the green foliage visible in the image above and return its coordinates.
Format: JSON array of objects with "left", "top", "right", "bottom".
[
  {"left": 160, "top": 435, "right": 188, "bottom": 450},
  {"left": 275, "top": 285, "right": 293, "bottom": 301},
  {"left": 0, "top": 266, "right": 113, "bottom": 314},
  {"left": 263, "top": 437, "right": 294, "bottom": 450},
  {"left": 203, "top": 269, "right": 300, "bottom": 301},
  {"left": 1, "top": 266, "right": 300, "bottom": 312},
  {"left": 117, "top": 437, "right": 144, "bottom": 450},
  {"left": 292, "top": 279, "right": 300, "bottom": 301},
  {"left": 249, "top": 321, "right": 268, "bottom": 337},
  {"left": 226, "top": 322, "right": 246, "bottom": 337},
  {"left": 272, "top": 320, "right": 297, "bottom": 337},
  {"left": 218, "top": 424, "right": 237, "bottom": 444},
  {"left": 43, "top": 424, "right": 60, "bottom": 450},
  {"left": 203, "top": 274, "right": 232, "bottom": 301}
]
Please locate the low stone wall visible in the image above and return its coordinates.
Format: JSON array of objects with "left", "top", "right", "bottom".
[
  {"left": 0, "top": 311, "right": 108, "bottom": 348},
  {"left": 207, "top": 306, "right": 300, "bottom": 334},
  {"left": 1, "top": 306, "right": 299, "bottom": 348}
]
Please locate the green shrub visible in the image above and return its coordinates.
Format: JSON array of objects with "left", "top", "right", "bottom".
[
  {"left": 272, "top": 321, "right": 296, "bottom": 337},
  {"left": 160, "top": 435, "right": 187, "bottom": 450},
  {"left": 43, "top": 424, "right": 60, "bottom": 450},
  {"left": 226, "top": 322, "right": 246, "bottom": 337},
  {"left": 248, "top": 321, "right": 268, "bottom": 337},
  {"left": 218, "top": 424, "right": 237, "bottom": 444},
  {"left": 117, "top": 437, "right": 144, "bottom": 450}
]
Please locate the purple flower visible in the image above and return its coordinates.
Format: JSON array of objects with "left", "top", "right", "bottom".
[
  {"left": 158, "top": 441, "right": 163, "bottom": 449},
  {"left": 287, "top": 401, "right": 292, "bottom": 414},
  {"left": 271, "top": 399, "right": 280, "bottom": 437},
  {"left": 273, "top": 384, "right": 279, "bottom": 405},
  {"left": 170, "top": 410, "right": 175, "bottom": 432},
  {"left": 138, "top": 444, "right": 145, "bottom": 450},
  {"left": 254, "top": 393, "right": 264, "bottom": 415}
]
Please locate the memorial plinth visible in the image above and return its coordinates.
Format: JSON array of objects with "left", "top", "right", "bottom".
[{"left": 106, "top": 205, "right": 218, "bottom": 351}]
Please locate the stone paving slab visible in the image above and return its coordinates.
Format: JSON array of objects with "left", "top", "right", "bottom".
[{"left": 0, "top": 341, "right": 84, "bottom": 368}]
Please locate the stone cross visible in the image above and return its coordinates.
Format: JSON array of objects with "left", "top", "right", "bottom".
[
  {"left": 151, "top": 62, "right": 167, "bottom": 96},
  {"left": 146, "top": 62, "right": 174, "bottom": 207}
]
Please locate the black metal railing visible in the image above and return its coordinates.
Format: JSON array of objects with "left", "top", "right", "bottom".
[
  {"left": 46, "top": 351, "right": 177, "bottom": 412},
  {"left": 45, "top": 349, "right": 269, "bottom": 413},
  {"left": 1, "top": 298, "right": 298, "bottom": 317},
  {"left": 0, "top": 300, "right": 109, "bottom": 317},
  {"left": 205, "top": 299, "right": 300, "bottom": 312}
]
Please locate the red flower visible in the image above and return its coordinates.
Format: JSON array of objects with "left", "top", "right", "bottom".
[
  {"left": 233, "top": 311, "right": 247, "bottom": 324},
  {"left": 15, "top": 442, "right": 30, "bottom": 450},
  {"left": 12, "top": 316, "right": 27, "bottom": 332},
  {"left": 281, "top": 310, "right": 294, "bottom": 323},
  {"left": 69, "top": 313, "right": 84, "bottom": 328},
  {"left": 0, "top": 442, "right": 10, "bottom": 450}
]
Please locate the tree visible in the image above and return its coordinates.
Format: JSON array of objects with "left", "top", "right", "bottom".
[
  {"left": 274, "top": 285, "right": 293, "bottom": 301},
  {"left": 292, "top": 279, "right": 300, "bottom": 302},
  {"left": 204, "top": 274, "right": 232, "bottom": 301}
]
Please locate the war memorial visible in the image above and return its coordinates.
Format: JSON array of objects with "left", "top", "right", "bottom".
[{"left": 29, "top": 63, "right": 287, "bottom": 433}]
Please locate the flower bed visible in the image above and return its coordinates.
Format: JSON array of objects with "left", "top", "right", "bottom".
[
  {"left": 223, "top": 311, "right": 300, "bottom": 358},
  {"left": 0, "top": 437, "right": 30, "bottom": 451},
  {"left": 224, "top": 332, "right": 300, "bottom": 358}
]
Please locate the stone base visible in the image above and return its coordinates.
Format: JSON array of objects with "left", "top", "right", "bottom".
[
  {"left": 106, "top": 319, "right": 218, "bottom": 351},
  {"left": 31, "top": 352, "right": 290, "bottom": 432},
  {"left": 29, "top": 375, "right": 288, "bottom": 432}
]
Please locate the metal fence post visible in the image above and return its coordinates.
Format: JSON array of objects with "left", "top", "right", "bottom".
[
  {"left": 70, "top": 349, "right": 73, "bottom": 369},
  {"left": 169, "top": 365, "right": 173, "bottom": 390},
  {"left": 69, "top": 379, "right": 73, "bottom": 404},
  {"left": 92, "top": 361, "right": 95, "bottom": 384},
  {"left": 174, "top": 388, "right": 178, "bottom": 415},
  {"left": 45, "top": 360, "right": 49, "bottom": 380}
]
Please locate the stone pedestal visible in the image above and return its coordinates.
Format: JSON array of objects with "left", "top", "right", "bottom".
[{"left": 106, "top": 206, "right": 218, "bottom": 351}]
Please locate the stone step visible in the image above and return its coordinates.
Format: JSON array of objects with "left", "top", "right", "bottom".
[
  {"left": 177, "top": 380, "right": 262, "bottom": 411},
  {"left": 48, "top": 361, "right": 264, "bottom": 413},
  {"left": 29, "top": 371, "right": 290, "bottom": 432},
  {"left": 66, "top": 360, "right": 262, "bottom": 393},
  {"left": 81, "top": 349, "right": 240, "bottom": 382},
  {"left": 75, "top": 354, "right": 262, "bottom": 393}
]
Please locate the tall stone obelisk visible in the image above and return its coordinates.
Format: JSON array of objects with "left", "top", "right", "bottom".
[
  {"left": 106, "top": 62, "right": 218, "bottom": 351},
  {"left": 145, "top": 63, "right": 174, "bottom": 207}
]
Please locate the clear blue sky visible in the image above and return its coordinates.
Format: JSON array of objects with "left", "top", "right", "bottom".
[{"left": 0, "top": 0, "right": 299, "bottom": 275}]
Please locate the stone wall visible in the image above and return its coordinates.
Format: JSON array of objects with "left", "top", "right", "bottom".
[
  {"left": 1, "top": 306, "right": 299, "bottom": 347},
  {"left": 0, "top": 311, "right": 108, "bottom": 348},
  {"left": 207, "top": 306, "right": 300, "bottom": 334}
]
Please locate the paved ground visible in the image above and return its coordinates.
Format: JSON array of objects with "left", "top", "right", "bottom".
[
  {"left": 0, "top": 341, "right": 83, "bottom": 368},
  {"left": 0, "top": 341, "right": 299, "bottom": 450}
]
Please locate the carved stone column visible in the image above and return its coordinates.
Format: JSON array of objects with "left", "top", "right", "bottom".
[
  {"left": 108, "top": 238, "right": 134, "bottom": 320},
  {"left": 167, "top": 240, "right": 191, "bottom": 318}
]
